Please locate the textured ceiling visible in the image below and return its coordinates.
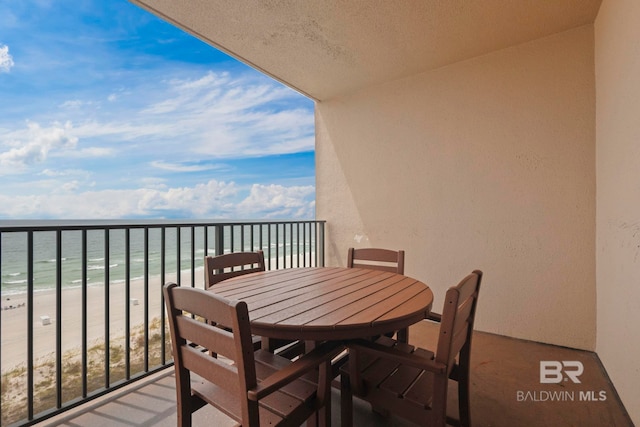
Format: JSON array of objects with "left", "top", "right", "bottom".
[{"left": 130, "top": 0, "right": 602, "bottom": 101}]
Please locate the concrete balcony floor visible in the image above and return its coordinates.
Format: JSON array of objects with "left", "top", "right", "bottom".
[{"left": 36, "top": 322, "right": 633, "bottom": 427}]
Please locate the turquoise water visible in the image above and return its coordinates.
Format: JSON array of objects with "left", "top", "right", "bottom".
[
  {"left": 1, "top": 229, "right": 202, "bottom": 295},
  {"left": 1, "top": 224, "right": 312, "bottom": 296}
]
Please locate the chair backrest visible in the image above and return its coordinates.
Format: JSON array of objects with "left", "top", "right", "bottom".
[
  {"left": 205, "top": 250, "right": 266, "bottom": 289},
  {"left": 435, "top": 270, "right": 483, "bottom": 373},
  {"left": 347, "top": 247, "right": 405, "bottom": 274},
  {"left": 163, "top": 283, "right": 259, "bottom": 424}
]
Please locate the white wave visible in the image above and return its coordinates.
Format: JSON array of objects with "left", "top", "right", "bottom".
[
  {"left": 4, "top": 279, "right": 27, "bottom": 284},
  {"left": 87, "top": 263, "right": 118, "bottom": 270}
]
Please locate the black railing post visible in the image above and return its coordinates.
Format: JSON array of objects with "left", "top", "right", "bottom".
[
  {"left": 319, "top": 221, "right": 325, "bottom": 266},
  {"left": 176, "top": 227, "right": 181, "bottom": 287},
  {"left": 267, "top": 224, "right": 272, "bottom": 269},
  {"left": 275, "top": 223, "right": 280, "bottom": 269},
  {"left": 125, "top": 228, "right": 131, "bottom": 380},
  {"left": 144, "top": 227, "right": 149, "bottom": 372},
  {"left": 104, "top": 229, "right": 110, "bottom": 389},
  {"left": 82, "top": 230, "right": 88, "bottom": 398},
  {"left": 160, "top": 226, "right": 167, "bottom": 365},
  {"left": 56, "top": 230, "right": 63, "bottom": 409},
  {"left": 27, "top": 231, "right": 34, "bottom": 421},
  {"left": 302, "top": 223, "right": 307, "bottom": 267},
  {"left": 215, "top": 225, "right": 224, "bottom": 256},
  {"left": 0, "top": 231, "right": 3, "bottom": 422},
  {"left": 190, "top": 226, "right": 196, "bottom": 288}
]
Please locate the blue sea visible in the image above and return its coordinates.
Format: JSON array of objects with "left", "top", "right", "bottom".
[
  {"left": 0, "top": 222, "right": 309, "bottom": 296},
  {"left": 1, "top": 228, "right": 199, "bottom": 296}
]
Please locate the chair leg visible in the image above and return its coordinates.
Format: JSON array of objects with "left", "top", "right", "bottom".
[
  {"left": 458, "top": 372, "right": 471, "bottom": 427},
  {"left": 177, "top": 400, "right": 192, "bottom": 427},
  {"left": 340, "top": 374, "right": 353, "bottom": 427},
  {"left": 308, "top": 412, "right": 318, "bottom": 427}
]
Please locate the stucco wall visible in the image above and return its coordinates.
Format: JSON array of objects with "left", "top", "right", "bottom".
[
  {"left": 595, "top": 0, "right": 640, "bottom": 423},
  {"left": 316, "top": 26, "right": 596, "bottom": 350}
]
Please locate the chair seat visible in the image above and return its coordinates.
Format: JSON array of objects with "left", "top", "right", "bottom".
[
  {"left": 192, "top": 349, "right": 320, "bottom": 425},
  {"left": 340, "top": 336, "right": 437, "bottom": 413}
]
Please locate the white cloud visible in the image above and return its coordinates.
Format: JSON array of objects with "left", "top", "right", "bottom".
[
  {"left": 0, "top": 69, "right": 315, "bottom": 215},
  {"left": 0, "top": 121, "right": 78, "bottom": 171},
  {"left": 147, "top": 180, "right": 239, "bottom": 217},
  {"left": 39, "top": 168, "right": 91, "bottom": 179},
  {"left": 0, "top": 179, "right": 315, "bottom": 219},
  {"left": 62, "top": 146, "right": 113, "bottom": 158},
  {"left": 0, "top": 121, "right": 115, "bottom": 174},
  {"left": 139, "top": 177, "right": 167, "bottom": 190},
  {"left": 61, "top": 180, "right": 80, "bottom": 192},
  {"left": 134, "top": 72, "right": 315, "bottom": 158},
  {"left": 237, "top": 184, "right": 315, "bottom": 219},
  {"left": 40, "top": 169, "right": 65, "bottom": 177},
  {"left": 59, "top": 99, "right": 87, "bottom": 109},
  {"left": 0, "top": 179, "right": 234, "bottom": 218},
  {"left": 1, "top": 70, "right": 314, "bottom": 178},
  {"left": 150, "top": 160, "right": 217, "bottom": 172},
  {"left": 0, "top": 44, "right": 14, "bottom": 73}
]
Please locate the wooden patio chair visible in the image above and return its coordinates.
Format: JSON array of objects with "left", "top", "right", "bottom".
[
  {"left": 418, "top": 271, "right": 483, "bottom": 426},
  {"left": 347, "top": 247, "right": 408, "bottom": 342},
  {"left": 204, "top": 250, "right": 304, "bottom": 358},
  {"left": 163, "top": 283, "right": 343, "bottom": 427},
  {"left": 204, "top": 250, "right": 266, "bottom": 288},
  {"left": 347, "top": 247, "right": 405, "bottom": 274},
  {"left": 204, "top": 251, "right": 266, "bottom": 352},
  {"left": 340, "top": 270, "right": 483, "bottom": 427}
]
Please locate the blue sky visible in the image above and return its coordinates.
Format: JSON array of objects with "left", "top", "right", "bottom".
[{"left": 0, "top": 0, "right": 315, "bottom": 219}]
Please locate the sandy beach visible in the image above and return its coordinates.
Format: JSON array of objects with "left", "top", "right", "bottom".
[
  {"left": 1, "top": 268, "right": 203, "bottom": 373},
  {"left": 0, "top": 252, "right": 313, "bottom": 374}
]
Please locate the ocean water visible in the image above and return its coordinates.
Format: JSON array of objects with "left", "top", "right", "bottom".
[{"left": 1, "top": 223, "right": 313, "bottom": 296}]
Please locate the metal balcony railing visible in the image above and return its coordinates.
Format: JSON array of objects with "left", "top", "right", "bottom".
[{"left": 0, "top": 219, "right": 325, "bottom": 426}]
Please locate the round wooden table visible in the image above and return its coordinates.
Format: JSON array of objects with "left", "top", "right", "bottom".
[{"left": 210, "top": 267, "right": 433, "bottom": 342}]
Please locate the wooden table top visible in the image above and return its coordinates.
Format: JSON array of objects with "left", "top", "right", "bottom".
[{"left": 210, "top": 267, "right": 434, "bottom": 342}]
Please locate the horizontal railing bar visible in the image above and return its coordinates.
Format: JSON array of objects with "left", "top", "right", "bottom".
[{"left": 0, "top": 219, "right": 326, "bottom": 233}]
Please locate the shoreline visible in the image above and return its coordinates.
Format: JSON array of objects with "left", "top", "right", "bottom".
[
  {"left": 0, "top": 268, "right": 203, "bottom": 373},
  {"left": 1, "top": 252, "right": 315, "bottom": 372}
]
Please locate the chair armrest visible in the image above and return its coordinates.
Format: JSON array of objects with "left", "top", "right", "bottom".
[
  {"left": 248, "top": 341, "right": 344, "bottom": 401},
  {"left": 348, "top": 339, "right": 446, "bottom": 374},
  {"left": 426, "top": 312, "right": 442, "bottom": 322}
]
